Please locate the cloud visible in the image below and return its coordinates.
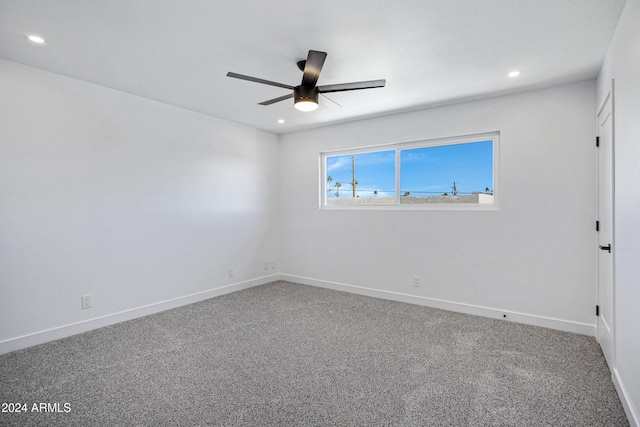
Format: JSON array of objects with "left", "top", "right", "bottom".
[
  {"left": 327, "top": 156, "right": 351, "bottom": 173},
  {"left": 401, "top": 150, "right": 440, "bottom": 164},
  {"left": 327, "top": 151, "right": 395, "bottom": 173}
]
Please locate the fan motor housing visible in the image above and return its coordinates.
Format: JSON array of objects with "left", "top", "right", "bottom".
[{"left": 294, "top": 86, "right": 318, "bottom": 104}]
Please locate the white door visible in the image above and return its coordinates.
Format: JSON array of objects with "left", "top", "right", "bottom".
[{"left": 597, "top": 90, "right": 614, "bottom": 368}]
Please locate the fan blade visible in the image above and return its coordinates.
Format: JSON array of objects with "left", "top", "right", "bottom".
[
  {"left": 259, "top": 93, "right": 294, "bottom": 106},
  {"left": 317, "top": 79, "right": 386, "bottom": 93},
  {"left": 320, "top": 94, "right": 341, "bottom": 110},
  {"left": 301, "top": 50, "right": 327, "bottom": 88},
  {"left": 226, "top": 72, "right": 294, "bottom": 90}
]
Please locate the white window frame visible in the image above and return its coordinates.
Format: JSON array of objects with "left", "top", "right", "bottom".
[{"left": 320, "top": 131, "right": 500, "bottom": 210}]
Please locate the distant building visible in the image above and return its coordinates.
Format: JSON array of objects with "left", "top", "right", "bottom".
[{"left": 327, "top": 192, "right": 493, "bottom": 206}]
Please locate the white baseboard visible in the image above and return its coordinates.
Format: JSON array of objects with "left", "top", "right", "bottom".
[
  {"left": 0, "top": 273, "right": 596, "bottom": 354},
  {"left": 613, "top": 367, "right": 640, "bottom": 427},
  {"left": 281, "top": 274, "right": 595, "bottom": 336},
  {"left": 0, "top": 274, "right": 280, "bottom": 355}
]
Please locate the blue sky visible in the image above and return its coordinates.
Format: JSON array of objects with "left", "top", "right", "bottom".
[{"left": 326, "top": 141, "right": 493, "bottom": 198}]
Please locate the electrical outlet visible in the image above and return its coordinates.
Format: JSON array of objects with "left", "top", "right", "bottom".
[
  {"left": 263, "top": 260, "right": 269, "bottom": 270},
  {"left": 412, "top": 276, "right": 421, "bottom": 287},
  {"left": 228, "top": 267, "right": 234, "bottom": 278},
  {"left": 81, "top": 294, "right": 93, "bottom": 309},
  {"left": 270, "top": 260, "right": 276, "bottom": 270}
]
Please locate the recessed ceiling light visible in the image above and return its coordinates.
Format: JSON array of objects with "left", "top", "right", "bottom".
[
  {"left": 508, "top": 71, "right": 521, "bottom": 77},
  {"left": 278, "top": 119, "right": 285, "bottom": 124},
  {"left": 27, "top": 35, "right": 45, "bottom": 44}
]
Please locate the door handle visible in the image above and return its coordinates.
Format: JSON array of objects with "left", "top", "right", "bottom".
[{"left": 599, "top": 244, "right": 611, "bottom": 253}]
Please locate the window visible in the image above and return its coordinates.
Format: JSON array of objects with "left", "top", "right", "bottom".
[
  {"left": 325, "top": 150, "right": 396, "bottom": 206},
  {"left": 321, "top": 132, "right": 499, "bottom": 209}
]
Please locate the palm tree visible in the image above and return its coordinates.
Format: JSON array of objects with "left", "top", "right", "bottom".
[{"left": 335, "top": 182, "right": 342, "bottom": 197}]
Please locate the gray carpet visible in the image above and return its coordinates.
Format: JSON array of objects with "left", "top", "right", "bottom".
[{"left": 0, "top": 281, "right": 629, "bottom": 426}]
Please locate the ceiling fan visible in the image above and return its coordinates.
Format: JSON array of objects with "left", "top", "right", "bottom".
[{"left": 226, "top": 50, "right": 386, "bottom": 112}]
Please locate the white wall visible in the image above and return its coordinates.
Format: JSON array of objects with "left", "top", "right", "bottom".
[
  {"left": 597, "top": 0, "right": 640, "bottom": 424},
  {"left": 280, "top": 81, "right": 597, "bottom": 334},
  {"left": 0, "top": 59, "right": 280, "bottom": 352}
]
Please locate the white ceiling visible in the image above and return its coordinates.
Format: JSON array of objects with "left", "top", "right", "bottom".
[{"left": 0, "top": 0, "right": 626, "bottom": 134}]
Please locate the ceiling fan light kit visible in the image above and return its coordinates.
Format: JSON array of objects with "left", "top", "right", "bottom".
[
  {"left": 293, "top": 86, "right": 319, "bottom": 111},
  {"left": 227, "top": 50, "right": 386, "bottom": 112}
]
